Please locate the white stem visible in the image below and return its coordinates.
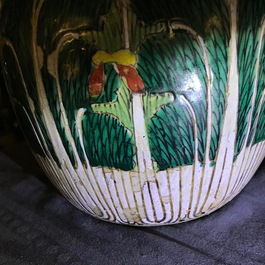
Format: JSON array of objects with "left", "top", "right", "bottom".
[
  {"left": 250, "top": 88, "right": 265, "bottom": 145},
  {"left": 120, "top": 0, "right": 153, "bottom": 171},
  {"left": 208, "top": 0, "right": 239, "bottom": 205},
  {"left": 76, "top": 108, "right": 93, "bottom": 171},
  {"left": 47, "top": 32, "right": 93, "bottom": 169},
  {"left": 31, "top": 0, "right": 78, "bottom": 166},
  {"left": 179, "top": 95, "right": 199, "bottom": 163},
  {"left": 132, "top": 93, "right": 153, "bottom": 171},
  {"left": 215, "top": 0, "right": 239, "bottom": 161},
  {"left": 247, "top": 19, "right": 265, "bottom": 146}
]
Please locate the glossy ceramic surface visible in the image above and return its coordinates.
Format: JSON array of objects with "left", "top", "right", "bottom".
[{"left": 0, "top": 0, "right": 265, "bottom": 225}]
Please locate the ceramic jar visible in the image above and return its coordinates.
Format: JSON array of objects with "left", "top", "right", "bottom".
[{"left": 0, "top": 0, "right": 265, "bottom": 225}]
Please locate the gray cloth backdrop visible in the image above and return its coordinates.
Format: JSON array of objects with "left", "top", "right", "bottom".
[{"left": 0, "top": 142, "right": 264, "bottom": 265}]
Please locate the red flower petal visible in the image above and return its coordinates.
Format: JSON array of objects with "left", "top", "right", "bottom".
[
  {"left": 88, "top": 63, "right": 104, "bottom": 97},
  {"left": 116, "top": 65, "right": 145, "bottom": 94}
]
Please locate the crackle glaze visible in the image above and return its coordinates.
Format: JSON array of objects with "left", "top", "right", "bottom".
[{"left": 0, "top": 0, "right": 265, "bottom": 225}]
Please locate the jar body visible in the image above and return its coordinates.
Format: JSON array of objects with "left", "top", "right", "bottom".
[{"left": 0, "top": 0, "right": 265, "bottom": 225}]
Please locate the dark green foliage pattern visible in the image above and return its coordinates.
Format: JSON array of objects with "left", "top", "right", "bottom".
[
  {"left": 0, "top": 0, "right": 265, "bottom": 172},
  {"left": 135, "top": 0, "right": 230, "bottom": 163},
  {"left": 57, "top": 39, "right": 136, "bottom": 170},
  {"left": 236, "top": 0, "right": 265, "bottom": 154},
  {"left": 137, "top": 32, "right": 207, "bottom": 167},
  {"left": 253, "top": 38, "right": 265, "bottom": 144},
  {"left": 58, "top": 40, "right": 97, "bottom": 165},
  {"left": 252, "top": 31, "right": 265, "bottom": 145},
  {"left": 148, "top": 97, "right": 195, "bottom": 170},
  {"left": 0, "top": 0, "right": 59, "bottom": 164},
  {"left": 203, "top": 4, "right": 230, "bottom": 160},
  {"left": 82, "top": 110, "right": 136, "bottom": 171},
  {"left": 42, "top": 67, "right": 76, "bottom": 165},
  {"left": 255, "top": 103, "right": 265, "bottom": 144}
]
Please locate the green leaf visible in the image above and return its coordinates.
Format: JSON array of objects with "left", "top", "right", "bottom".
[
  {"left": 132, "top": 0, "right": 230, "bottom": 161},
  {"left": 137, "top": 31, "right": 207, "bottom": 164},
  {"left": 82, "top": 110, "right": 137, "bottom": 171},
  {"left": 92, "top": 78, "right": 133, "bottom": 133},
  {"left": 253, "top": 39, "right": 265, "bottom": 144},
  {"left": 204, "top": 3, "right": 230, "bottom": 160},
  {"left": 148, "top": 96, "right": 195, "bottom": 169},
  {"left": 57, "top": 39, "right": 97, "bottom": 165},
  {"left": 254, "top": 102, "right": 265, "bottom": 144},
  {"left": 236, "top": 0, "right": 265, "bottom": 154}
]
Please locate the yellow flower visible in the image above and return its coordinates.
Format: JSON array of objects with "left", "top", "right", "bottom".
[{"left": 92, "top": 50, "right": 136, "bottom": 66}]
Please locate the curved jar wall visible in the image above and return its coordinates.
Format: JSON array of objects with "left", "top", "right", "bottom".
[{"left": 0, "top": 0, "right": 265, "bottom": 225}]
